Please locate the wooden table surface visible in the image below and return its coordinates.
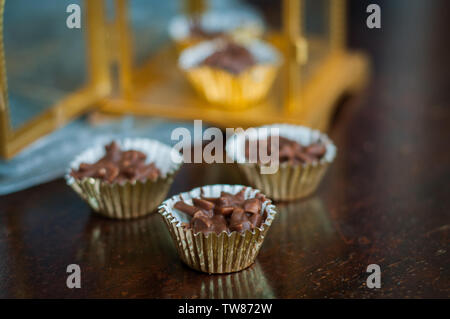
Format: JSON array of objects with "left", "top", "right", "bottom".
[{"left": 0, "top": 0, "right": 449, "bottom": 298}]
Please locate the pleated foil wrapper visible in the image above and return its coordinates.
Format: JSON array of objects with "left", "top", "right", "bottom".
[
  {"left": 65, "top": 138, "right": 183, "bottom": 219},
  {"left": 226, "top": 124, "right": 337, "bottom": 201},
  {"left": 158, "top": 184, "right": 277, "bottom": 274},
  {"left": 179, "top": 39, "right": 281, "bottom": 109}
]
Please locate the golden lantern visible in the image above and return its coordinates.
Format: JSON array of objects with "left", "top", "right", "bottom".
[{"left": 0, "top": 0, "right": 369, "bottom": 159}]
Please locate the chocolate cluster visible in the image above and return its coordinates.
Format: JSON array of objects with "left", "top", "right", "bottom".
[
  {"left": 70, "top": 142, "right": 160, "bottom": 183},
  {"left": 201, "top": 41, "right": 256, "bottom": 74},
  {"left": 174, "top": 188, "right": 268, "bottom": 234},
  {"left": 245, "top": 136, "right": 327, "bottom": 165}
]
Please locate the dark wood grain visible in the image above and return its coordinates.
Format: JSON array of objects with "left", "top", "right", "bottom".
[{"left": 0, "top": 0, "right": 449, "bottom": 298}]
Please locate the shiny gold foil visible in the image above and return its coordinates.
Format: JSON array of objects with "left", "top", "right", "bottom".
[
  {"left": 184, "top": 64, "right": 279, "bottom": 110},
  {"left": 237, "top": 161, "right": 330, "bottom": 201},
  {"left": 66, "top": 138, "right": 183, "bottom": 219},
  {"left": 226, "top": 124, "right": 337, "bottom": 201},
  {"left": 68, "top": 172, "right": 178, "bottom": 219},
  {"left": 159, "top": 185, "right": 277, "bottom": 274}
]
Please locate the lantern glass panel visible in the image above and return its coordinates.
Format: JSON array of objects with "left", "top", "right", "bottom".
[
  {"left": 3, "top": 0, "right": 87, "bottom": 129},
  {"left": 128, "top": 0, "right": 179, "bottom": 69},
  {"left": 302, "top": 0, "right": 331, "bottom": 80},
  {"left": 126, "top": 0, "right": 265, "bottom": 79}
]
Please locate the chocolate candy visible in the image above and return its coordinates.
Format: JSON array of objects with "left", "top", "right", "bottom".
[
  {"left": 174, "top": 201, "right": 199, "bottom": 216},
  {"left": 201, "top": 41, "right": 256, "bottom": 74},
  {"left": 173, "top": 188, "right": 268, "bottom": 234},
  {"left": 245, "top": 136, "right": 327, "bottom": 165},
  {"left": 71, "top": 142, "right": 161, "bottom": 183}
]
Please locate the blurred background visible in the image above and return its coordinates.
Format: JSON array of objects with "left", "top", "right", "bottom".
[
  {"left": 0, "top": 0, "right": 448, "bottom": 195},
  {"left": 0, "top": 0, "right": 449, "bottom": 299}
]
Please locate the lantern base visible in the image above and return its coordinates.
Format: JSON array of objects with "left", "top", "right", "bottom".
[{"left": 100, "top": 43, "right": 369, "bottom": 132}]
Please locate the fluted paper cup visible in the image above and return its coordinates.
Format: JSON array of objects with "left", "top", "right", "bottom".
[
  {"left": 179, "top": 39, "right": 281, "bottom": 109},
  {"left": 158, "top": 184, "right": 277, "bottom": 274},
  {"left": 65, "top": 138, "right": 183, "bottom": 219},
  {"left": 226, "top": 124, "right": 337, "bottom": 201}
]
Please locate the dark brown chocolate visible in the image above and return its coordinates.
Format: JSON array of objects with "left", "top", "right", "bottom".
[
  {"left": 201, "top": 41, "right": 256, "bottom": 74},
  {"left": 173, "top": 188, "right": 268, "bottom": 234},
  {"left": 245, "top": 135, "right": 327, "bottom": 165},
  {"left": 70, "top": 142, "right": 160, "bottom": 183}
]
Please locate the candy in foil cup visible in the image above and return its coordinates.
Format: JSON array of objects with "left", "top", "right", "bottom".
[
  {"left": 226, "top": 124, "right": 337, "bottom": 201},
  {"left": 158, "top": 184, "right": 277, "bottom": 274},
  {"left": 179, "top": 39, "right": 281, "bottom": 109},
  {"left": 65, "top": 138, "right": 183, "bottom": 219}
]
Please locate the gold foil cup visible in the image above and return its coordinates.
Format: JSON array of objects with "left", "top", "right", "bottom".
[
  {"left": 158, "top": 184, "right": 277, "bottom": 274},
  {"left": 226, "top": 124, "right": 337, "bottom": 201},
  {"left": 179, "top": 39, "right": 281, "bottom": 109},
  {"left": 184, "top": 64, "right": 278, "bottom": 109},
  {"left": 66, "top": 138, "right": 183, "bottom": 219},
  {"left": 235, "top": 161, "right": 330, "bottom": 201}
]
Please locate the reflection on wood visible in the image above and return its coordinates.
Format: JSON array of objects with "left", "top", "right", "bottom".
[
  {"left": 199, "top": 262, "right": 275, "bottom": 299},
  {"left": 266, "top": 196, "right": 334, "bottom": 252},
  {"left": 77, "top": 214, "right": 173, "bottom": 269}
]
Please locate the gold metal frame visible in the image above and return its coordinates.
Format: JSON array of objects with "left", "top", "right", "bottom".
[
  {"left": 0, "top": 0, "right": 111, "bottom": 159},
  {"left": 0, "top": 0, "right": 369, "bottom": 159},
  {"left": 100, "top": 0, "right": 368, "bottom": 129}
]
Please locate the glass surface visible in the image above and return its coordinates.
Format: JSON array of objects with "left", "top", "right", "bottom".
[
  {"left": 3, "top": 0, "right": 87, "bottom": 129},
  {"left": 302, "top": 0, "right": 331, "bottom": 80},
  {"left": 128, "top": 0, "right": 262, "bottom": 68},
  {"left": 305, "top": 0, "right": 330, "bottom": 39},
  {"left": 129, "top": 0, "right": 179, "bottom": 68}
]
